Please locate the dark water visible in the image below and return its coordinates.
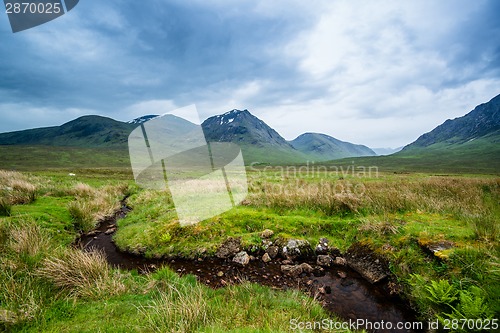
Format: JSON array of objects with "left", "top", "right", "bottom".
[{"left": 76, "top": 204, "right": 425, "bottom": 333}]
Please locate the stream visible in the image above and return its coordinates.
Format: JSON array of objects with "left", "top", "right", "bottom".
[{"left": 76, "top": 203, "right": 425, "bottom": 333}]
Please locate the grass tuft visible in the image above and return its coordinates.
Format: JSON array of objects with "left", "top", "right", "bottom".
[{"left": 37, "top": 248, "right": 126, "bottom": 299}]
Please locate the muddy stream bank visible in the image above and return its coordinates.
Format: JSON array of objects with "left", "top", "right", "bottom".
[{"left": 76, "top": 202, "right": 424, "bottom": 333}]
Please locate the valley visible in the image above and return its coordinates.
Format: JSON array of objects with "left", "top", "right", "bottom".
[{"left": 0, "top": 95, "right": 499, "bottom": 332}]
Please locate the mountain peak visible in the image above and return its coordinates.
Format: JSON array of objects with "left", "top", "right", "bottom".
[
  {"left": 403, "top": 93, "right": 500, "bottom": 150},
  {"left": 128, "top": 115, "right": 159, "bottom": 125},
  {"left": 202, "top": 109, "right": 291, "bottom": 148},
  {"left": 290, "top": 132, "right": 376, "bottom": 160}
]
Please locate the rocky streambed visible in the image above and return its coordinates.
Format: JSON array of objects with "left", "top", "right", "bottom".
[{"left": 76, "top": 203, "right": 424, "bottom": 333}]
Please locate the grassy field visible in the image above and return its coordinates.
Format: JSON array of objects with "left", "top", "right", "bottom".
[{"left": 0, "top": 166, "right": 498, "bottom": 332}]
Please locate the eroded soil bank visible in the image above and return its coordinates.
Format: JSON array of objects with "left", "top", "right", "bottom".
[{"left": 76, "top": 203, "right": 424, "bottom": 333}]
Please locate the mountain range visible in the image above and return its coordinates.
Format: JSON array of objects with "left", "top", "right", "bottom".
[
  {"left": 0, "top": 108, "right": 377, "bottom": 165},
  {"left": 0, "top": 93, "right": 498, "bottom": 170}
]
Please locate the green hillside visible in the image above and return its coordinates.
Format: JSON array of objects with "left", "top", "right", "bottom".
[
  {"left": 0, "top": 116, "right": 135, "bottom": 148},
  {"left": 290, "top": 132, "right": 376, "bottom": 161}
]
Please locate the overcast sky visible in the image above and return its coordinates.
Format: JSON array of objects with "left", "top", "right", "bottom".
[{"left": 1, "top": 0, "right": 499, "bottom": 148}]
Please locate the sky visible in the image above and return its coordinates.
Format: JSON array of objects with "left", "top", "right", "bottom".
[{"left": 1, "top": 0, "right": 499, "bottom": 148}]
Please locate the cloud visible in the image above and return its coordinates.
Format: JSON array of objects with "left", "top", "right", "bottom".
[
  {"left": 0, "top": 0, "right": 499, "bottom": 148},
  {"left": 0, "top": 102, "right": 97, "bottom": 132}
]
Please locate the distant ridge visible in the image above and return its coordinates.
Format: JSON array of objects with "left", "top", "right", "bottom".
[
  {"left": 290, "top": 132, "right": 376, "bottom": 160},
  {"left": 0, "top": 115, "right": 135, "bottom": 147},
  {"left": 402, "top": 94, "right": 500, "bottom": 151}
]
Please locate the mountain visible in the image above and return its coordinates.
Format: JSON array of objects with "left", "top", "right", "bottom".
[
  {"left": 202, "top": 109, "right": 292, "bottom": 148},
  {"left": 128, "top": 115, "right": 159, "bottom": 125},
  {"left": 0, "top": 115, "right": 135, "bottom": 147},
  {"left": 388, "top": 93, "right": 500, "bottom": 172},
  {"left": 290, "top": 133, "right": 376, "bottom": 160},
  {"left": 0, "top": 109, "right": 385, "bottom": 166},
  {"left": 201, "top": 109, "right": 308, "bottom": 164},
  {"left": 402, "top": 94, "right": 500, "bottom": 151}
]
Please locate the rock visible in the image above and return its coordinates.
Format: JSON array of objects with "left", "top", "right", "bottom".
[
  {"left": 418, "top": 239, "right": 454, "bottom": 260},
  {"left": 300, "top": 263, "right": 313, "bottom": 273},
  {"left": 315, "top": 237, "right": 329, "bottom": 254},
  {"left": 262, "top": 253, "right": 272, "bottom": 263},
  {"left": 282, "top": 239, "right": 312, "bottom": 260},
  {"left": 282, "top": 259, "right": 293, "bottom": 265},
  {"left": 217, "top": 271, "right": 224, "bottom": 277},
  {"left": 281, "top": 263, "right": 313, "bottom": 277},
  {"left": 337, "top": 271, "right": 347, "bottom": 279},
  {"left": 260, "top": 229, "right": 274, "bottom": 239},
  {"left": 333, "top": 257, "right": 347, "bottom": 266},
  {"left": 104, "top": 227, "right": 116, "bottom": 235},
  {"left": 232, "top": 251, "right": 250, "bottom": 266},
  {"left": 262, "top": 239, "right": 272, "bottom": 249},
  {"left": 316, "top": 254, "right": 333, "bottom": 267},
  {"left": 345, "top": 243, "right": 389, "bottom": 284},
  {"left": 313, "top": 266, "right": 325, "bottom": 277},
  {"left": 266, "top": 246, "right": 279, "bottom": 259},
  {"left": 216, "top": 237, "right": 241, "bottom": 258}
]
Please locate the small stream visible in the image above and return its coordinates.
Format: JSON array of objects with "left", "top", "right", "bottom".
[{"left": 76, "top": 203, "right": 424, "bottom": 333}]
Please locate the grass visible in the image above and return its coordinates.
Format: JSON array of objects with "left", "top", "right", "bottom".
[
  {"left": 114, "top": 170, "right": 500, "bottom": 327},
  {"left": 0, "top": 168, "right": 498, "bottom": 331},
  {"left": 0, "top": 170, "right": 352, "bottom": 333},
  {"left": 37, "top": 249, "right": 127, "bottom": 299}
]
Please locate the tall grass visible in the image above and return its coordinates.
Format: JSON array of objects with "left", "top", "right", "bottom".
[
  {"left": 37, "top": 248, "right": 126, "bottom": 299},
  {"left": 140, "top": 268, "right": 336, "bottom": 333},
  {"left": 140, "top": 281, "right": 210, "bottom": 333},
  {"left": 9, "top": 223, "right": 51, "bottom": 258},
  {"left": 0, "top": 170, "right": 37, "bottom": 206},
  {"left": 68, "top": 184, "right": 126, "bottom": 232},
  {"left": 249, "top": 176, "right": 499, "bottom": 220},
  {"left": 0, "top": 197, "right": 11, "bottom": 216}
]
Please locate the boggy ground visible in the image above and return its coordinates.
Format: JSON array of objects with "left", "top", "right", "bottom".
[
  {"left": 1, "top": 169, "right": 499, "bottom": 332},
  {"left": 78, "top": 205, "right": 422, "bottom": 333}
]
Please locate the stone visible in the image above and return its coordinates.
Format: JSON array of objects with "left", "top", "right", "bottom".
[
  {"left": 315, "top": 237, "right": 329, "bottom": 254},
  {"left": 217, "top": 271, "right": 224, "bottom": 277},
  {"left": 232, "top": 251, "right": 250, "bottom": 266},
  {"left": 262, "top": 253, "right": 272, "bottom": 263},
  {"left": 333, "top": 257, "right": 347, "bottom": 266},
  {"left": 418, "top": 239, "right": 454, "bottom": 260},
  {"left": 313, "top": 266, "right": 325, "bottom": 277},
  {"left": 216, "top": 237, "right": 241, "bottom": 259},
  {"left": 316, "top": 254, "right": 333, "bottom": 267},
  {"left": 345, "top": 243, "right": 389, "bottom": 284},
  {"left": 260, "top": 229, "right": 274, "bottom": 239},
  {"left": 282, "top": 239, "right": 312, "bottom": 260},
  {"left": 337, "top": 271, "right": 347, "bottom": 279},
  {"left": 266, "top": 246, "right": 279, "bottom": 259},
  {"left": 281, "top": 263, "right": 313, "bottom": 277}
]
